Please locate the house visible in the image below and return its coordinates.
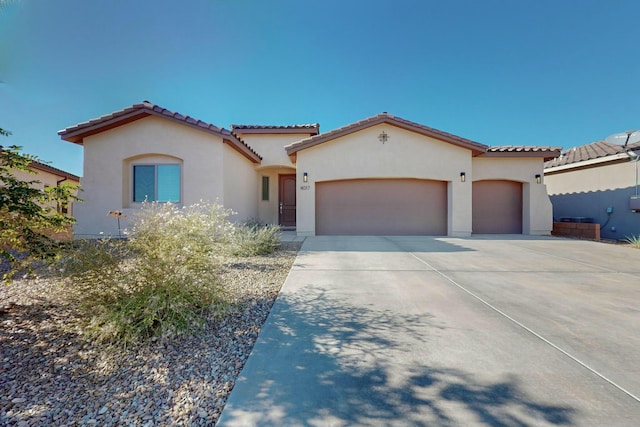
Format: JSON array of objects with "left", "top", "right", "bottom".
[
  {"left": 544, "top": 140, "right": 640, "bottom": 240},
  {"left": 58, "top": 101, "right": 560, "bottom": 238},
  {"left": 1, "top": 152, "right": 80, "bottom": 240}
]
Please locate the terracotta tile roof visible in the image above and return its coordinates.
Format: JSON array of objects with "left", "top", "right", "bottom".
[
  {"left": 231, "top": 124, "right": 320, "bottom": 135},
  {"left": 285, "top": 112, "right": 489, "bottom": 156},
  {"left": 544, "top": 140, "right": 640, "bottom": 169},
  {"left": 484, "top": 146, "right": 562, "bottom": 161},
  {"left": 58, "top": 101, "right": 262, "bottom": 163}
]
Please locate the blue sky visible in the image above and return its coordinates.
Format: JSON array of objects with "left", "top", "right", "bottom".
[{"left": 1, "top": 0, "right": 639, "bottom": 177}]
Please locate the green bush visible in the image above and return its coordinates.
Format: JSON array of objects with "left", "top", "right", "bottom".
[
  {"left": 58, "top": 202, "right": 234, "bottom": 345},
  {"left": 1, "top": 144, "right": 79, "bottom": 281},
  {"left": 228, "top": 223, "right": 281, "bottom": 256}
]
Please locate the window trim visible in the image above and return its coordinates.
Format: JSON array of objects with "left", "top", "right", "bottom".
[{"left": 132, "top": 163, "right": 182, "bottom": 203}]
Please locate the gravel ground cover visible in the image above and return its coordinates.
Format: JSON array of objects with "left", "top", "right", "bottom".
[{"left": 0, "top": 242, "right": 301, "bottom": 426}]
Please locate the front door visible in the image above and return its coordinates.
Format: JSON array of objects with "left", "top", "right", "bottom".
[{"left": 279, "top": 174, "right": 296, "bottom": 227}]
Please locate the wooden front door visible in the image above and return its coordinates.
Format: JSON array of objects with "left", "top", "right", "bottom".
[{"left": 279, "top": 174, "right": 296, "bottom": 227}]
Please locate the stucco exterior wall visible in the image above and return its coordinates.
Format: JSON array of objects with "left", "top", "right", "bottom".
[
  {"left": 545, "top": 159, "right": 640, "bottom": 240},
  {"left": 294, "top": 124, "right": 473, "bottom": 236},
  {"left": 74, "top": 116, "right": 228, "bottom": 237},
  {"left": 235, "top": 134, "right": 305, "bottom": 225},
  {"left": 223, "top": 144, "right": 258, "bottom": 223},
  {"left": 237, "top": 134, "right": 301, "bottom": 167},
  {"left": 256, "top": 167, "right": 296, "bottom": 225},
  {"left": 13, "top": 168, "right": 57, "bottom": 190},
  {"left": 473, "top": 157, "right": 552, "bottom": 235},
  {"left": 9, "top": 165, "right": 79, "bottom": 240}
]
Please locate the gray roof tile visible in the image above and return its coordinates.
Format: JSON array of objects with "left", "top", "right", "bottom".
[{"left": 544, "top": 140, "right": 640, "bottom": 168}]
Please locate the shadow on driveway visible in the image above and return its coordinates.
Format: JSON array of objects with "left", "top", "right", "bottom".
[{"left": 220, "top": 284, "right": 574, "bottom": 426}]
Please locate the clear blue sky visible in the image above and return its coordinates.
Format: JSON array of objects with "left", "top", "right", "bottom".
[{"left": 1, "top": 0, "right": 639, "bottom": 177}]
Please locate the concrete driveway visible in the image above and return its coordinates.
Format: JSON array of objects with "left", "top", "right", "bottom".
[{"left": 218, "top": 236, "right": 640, "bottom": 426}]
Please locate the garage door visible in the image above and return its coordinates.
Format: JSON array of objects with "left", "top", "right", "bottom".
[
  {"left": 472, "top": 180, "right": 522, "bottom": 234},
  {"left": 316, "top": 179, "right": 447, "bottom": 235}
]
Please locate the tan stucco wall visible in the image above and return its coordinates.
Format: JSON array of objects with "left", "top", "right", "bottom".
[
  {"left": 13, "top": 166, "right": 79, "bottom": 191},
  {"left": 236, "top": 134, "right": 303, "bottom": 225},
  {"left": 237, "top": 134, "right": 301, "bottom": 167},
  {"left": 295, "top": 124, "right": 473, "bottom": 236},
  {"left": 9, "top": 166, "right": 79, "bottom": 240},
  {"left": 472, "top": 157, "right": 552, "bottom": 235},
  {"left": 74, "top": 116, "right": 238, "bottom": 237},
  {"left": 223, "top": 144, "right": 259, "bottom": 223},
  {"left": 545, "top": 159, "right": 640, "bottom": 239},
  {"left": 256, "top": 167, "right": 296, "bottom": 225},
  {"left": 545, "top": 160, "right": 636, "bottom": 194}
]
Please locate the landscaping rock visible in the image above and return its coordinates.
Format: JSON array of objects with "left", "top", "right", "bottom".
[{"left": 0, "top": 243, "right": 300, "bottom": 426}]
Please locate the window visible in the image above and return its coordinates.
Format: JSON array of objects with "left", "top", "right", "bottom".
[
  {"left": 262, "top": 176, "right": 269, "bottom": 201},
  {"left": 133, "top": 164, "right": 181, "bottom": 202}
]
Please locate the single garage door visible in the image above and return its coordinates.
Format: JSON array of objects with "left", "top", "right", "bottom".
[
  {"left": 316, "top": 178, "right": 447, "bottom": 235},
  {"left": 472, "top": 180, "right": 522, "bottom": 234}
]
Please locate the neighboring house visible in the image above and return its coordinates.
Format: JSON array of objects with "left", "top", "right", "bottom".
[
  {"left": 544, "top": 140, "right": 640, "bottom": 240},
  {"left": 58, "top": 101, "right": 560, "bottom": 238},
  {"left": 2, "top": 155, "right": 80, "bottom": 240}
]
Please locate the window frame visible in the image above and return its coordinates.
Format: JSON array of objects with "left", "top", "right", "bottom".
[
  {"left": 261, "top": 176, "right": 270, "bottom": 201},
  {"left": 132, "top": 163, "right": 182, "bottom": 204}
]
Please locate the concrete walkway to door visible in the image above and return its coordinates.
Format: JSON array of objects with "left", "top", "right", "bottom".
[{"left": 218, "top": 235, "right": 640, "bottom": 426}]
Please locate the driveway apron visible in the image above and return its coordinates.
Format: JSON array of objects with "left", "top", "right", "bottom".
[{"left": 218, "top": 236, "right": 640, "bottom": 426}]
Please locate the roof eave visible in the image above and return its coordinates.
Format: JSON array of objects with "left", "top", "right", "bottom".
[
  {"left": 544, "top": 152, "right": 634, "bottom": 173},
  {"left": 285, "top": 115, "right": 488, "bottom": 156},
  {"left": 223, "top": 136, "right": 262, "bottom": 164},
  {"left": 59, "top": 103, "right": 262, "bottom": 163},
  {"left": 232, "top": 127, "right": 319, "bottom": 136},
  {"left": 58, "top": 110, "right": 151, "bottom": 145},
  {"left": 29, "top": 161, "right": 81, "bottom": 181},
  {"left": 481, "top": 149, "right": 562, "bottom": 162}
]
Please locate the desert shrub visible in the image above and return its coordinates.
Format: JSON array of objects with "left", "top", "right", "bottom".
[
  {"left": 625, "top": 235, "right": 640, "bottom": 249},
  {"left": 58, "top": 202, "right": 234, "bottom": 345},
  {"left": 228, "top": 223, "right": 281, "bottom": 256},
  {"left": 57, "top": 238, "right": 125, "bottom": 277}
]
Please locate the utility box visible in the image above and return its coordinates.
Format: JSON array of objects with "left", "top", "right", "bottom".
[{"left": 631, "top": 196, "right": 640, "bottom": 212}]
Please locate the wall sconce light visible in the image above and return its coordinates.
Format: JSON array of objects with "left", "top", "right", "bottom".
[
  {"left": 460, "top": 172, "right": 466, "bottom": 183},
  {"left": 303, "top": 172, "right": 308, "bottom": 183},
  {"left": 535, "top": 174, "right": 542, "bottom": 184}
]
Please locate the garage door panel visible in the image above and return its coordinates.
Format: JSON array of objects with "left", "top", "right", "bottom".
[
  {"left": 316, "top": 179, "right": 447, "bottom": 235},
  {"left": 472, "top": 180, "right": 522, "bottom": 234}
]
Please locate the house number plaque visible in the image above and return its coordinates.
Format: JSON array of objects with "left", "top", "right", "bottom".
[{"left": 300, "top": 185, "right": 310, "bottom": 190}]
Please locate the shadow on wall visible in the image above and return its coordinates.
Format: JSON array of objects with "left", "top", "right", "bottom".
[
  {"left": 550, "top": 185, "right": 640, "bottom": 240},
  {"left": 220, "top": 286, "right": 574, "bottom": 426}
]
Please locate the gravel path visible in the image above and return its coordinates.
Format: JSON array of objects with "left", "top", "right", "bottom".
[{"left": 0, "top": 242, "right": 301, "bottom": 426}]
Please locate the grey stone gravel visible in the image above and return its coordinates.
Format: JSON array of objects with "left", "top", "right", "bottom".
[{"left": 0, "top": 242, "right": 301, "bottom": 426}]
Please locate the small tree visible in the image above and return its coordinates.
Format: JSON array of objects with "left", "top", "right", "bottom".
[{"left": 0, "top": 136, "right": 79, "bottom": 280}]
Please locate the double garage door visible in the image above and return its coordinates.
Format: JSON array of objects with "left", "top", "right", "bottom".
[
  {"left": 316, "top": 179, "right": 447, "bottom": 235},
  {"left": 315, "top": 178, "right": 522, "bottom": 235}
]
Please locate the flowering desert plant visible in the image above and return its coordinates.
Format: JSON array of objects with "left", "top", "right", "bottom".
[
  {"left": 59, "top": 202, "right": 235, "bottom": 345},
  {"left": 57, "top": 201, "right": 282, "bottom": 345}
]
